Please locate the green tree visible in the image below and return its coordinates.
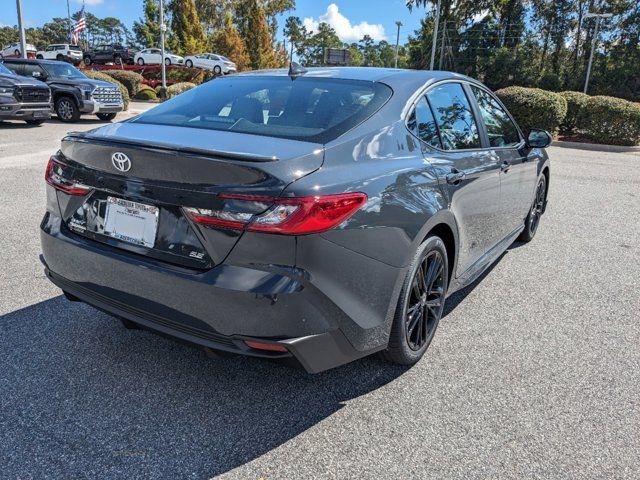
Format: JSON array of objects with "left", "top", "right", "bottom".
[
  {"left": 169, "top": 0, "right": 207, "bottom": 55},
  {"left": 210, "top": 11, "right": 250, "bottom": 70},
  {"left": 244, "top": 0, "right": 278, "bottom": 69},
  {"left": 133, "top": 0, "right": 160, "bottom": 48}
]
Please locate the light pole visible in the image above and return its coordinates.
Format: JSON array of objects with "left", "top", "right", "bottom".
[
  {"left": 429, "top": 0, "right": 441, "bottom": 70},
  {"left": 66, "top": 0, "right": 72, "bottom": 43},
  {"left": 394, "top": 21, "right": 403, "bottom": 68},
  {"left": 160, "top": 0, "right": 167, "bottom": 93},
  {"left": 15, "top": 0, "right": 27, "bottom": 58},
  {"left": 583, "top": 12, "right": 612, "bottom": 94}
]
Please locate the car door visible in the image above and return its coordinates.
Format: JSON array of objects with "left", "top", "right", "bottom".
[
  {"left": 420, "top": 82, "right": 502, "bottom": 278},
  {"left": 148, "top": 49, "right": 162, "bottom": 64},
  {"left": 469, "top": 85, "right": 538, "bottom": 236}
]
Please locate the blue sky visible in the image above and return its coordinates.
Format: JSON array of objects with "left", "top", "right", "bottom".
[{"left": 1, "top": 0, "right": 428, "bottom": 45}]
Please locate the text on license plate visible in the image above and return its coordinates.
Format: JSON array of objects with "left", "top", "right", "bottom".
[{"left": 103, "top": 196, "right": 159, "bottom": 248}]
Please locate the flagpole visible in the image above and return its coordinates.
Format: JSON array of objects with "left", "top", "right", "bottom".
[
  {"left": 160, "top": 0, "right": 167, "bottom": 92},
  {"left": 66, "top": 0, "right": 72, "bottom": 43}
]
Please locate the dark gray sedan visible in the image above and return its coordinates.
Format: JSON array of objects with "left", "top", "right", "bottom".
[{"left": 40, "top": 67, "right": 550, "bottom": 372}]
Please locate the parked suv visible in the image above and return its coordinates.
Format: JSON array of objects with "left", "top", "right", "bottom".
[
  {"left": 0, "top": 62, "right": 51, "bottom": 124},
  {"left": 83, "top": 44, "right": 135, "bottom": 66},
  {"left": 1, "top": 59, "right": 123, "bottom": 122},
  {"left": 36, "top": 44, "right": 83, "bottom": 65}
]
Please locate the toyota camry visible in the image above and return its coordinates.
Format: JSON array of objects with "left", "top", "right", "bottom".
[{"left": 40, "top": 66, "right": 551, "bottom": 372}]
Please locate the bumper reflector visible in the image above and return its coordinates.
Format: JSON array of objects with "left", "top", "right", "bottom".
[{"left": 244, "top": 340, "right": 288, "bottom": 352}]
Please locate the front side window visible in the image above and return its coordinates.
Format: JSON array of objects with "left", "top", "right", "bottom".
[
  {"left": 471, "top": 86, "right": 521, "bottom": 147},
  {"left": 22, "top": 64, "right": 47, "bottom": 79},
  {"left": 426, "top": 83, "right": 481, "bottom": 150},
  {"left": 42, "top": 62, "right": 86, "bottom": 79},
  {"left": 132, "top": 76, "right": 392, "bottom": 143},
  {"left": 407, "top": 96, "right": 441, "bottom": 149}
]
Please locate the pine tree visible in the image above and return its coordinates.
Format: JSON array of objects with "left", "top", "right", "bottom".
[
  {"left": 169, "top": 0, "right": 207, "bottom": 55},
  {"left": 211, "top": 11, "right": 250, "bottom": 71},
  {"left": 133, "top": 0, "right": 160, "bottom": 48},
  {"left": 244, "top": 0, "right": 278, "bottom": 69}
]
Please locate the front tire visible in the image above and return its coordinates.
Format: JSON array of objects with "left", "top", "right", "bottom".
[
  {"left": 382, "top": 236, "right": 448, "bottom": 365},
  {"left": 164, "top": 58, "right": 171, "bottom": 66},
  {"left": 213, "top": 65, "right": 222, "bottom": 75},
  {"left": 518, "top": 175, "right": 547, "bottom": 242},
  {"left": 55, "top": 96, "right": 80, "bottom": 122},
  {"left": 137, "top": 57, "right": 145, "bottom": 66},
  {"left": 96, "top": 112, "right": 117, "bottom": 121},
  {"left": 84, "top": 56, "right": 92, "bottom": 65}
]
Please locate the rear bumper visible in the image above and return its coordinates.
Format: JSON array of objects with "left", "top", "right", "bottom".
[{"left": 40, "top": 213, "right": 382, "bottom": 372}]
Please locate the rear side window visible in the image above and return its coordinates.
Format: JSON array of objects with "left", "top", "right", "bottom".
[
  {"left": 132, "top": 76, "right": 392, "bottom": 143},
  {"left": 407, "top": 96, "right": 441, "bottom": 149},
  {"left": 426, "top": 83, "right": 481, "bottom": 150},
  {"left": 470, "top": 86, "right": 521, "bottom": 147}
]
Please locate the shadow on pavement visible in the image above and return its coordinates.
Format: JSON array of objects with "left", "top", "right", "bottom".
[{"left": 0, "top": 296, "right": 408, "bottom": 478}]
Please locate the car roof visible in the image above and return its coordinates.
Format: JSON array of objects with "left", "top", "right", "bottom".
[
  {"left": 1, "top": 58, "right": 64, "bottom": 65},
  {"left": 237, "top": 67, "right": 481, "bottom": 89}
]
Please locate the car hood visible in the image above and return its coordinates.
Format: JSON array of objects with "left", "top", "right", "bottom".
[
  {"left": 0, "top": 73, "right": 49, "bottom": 88},
  {"left": 50, "top": 77, "right": 116, "bottom": 89}
]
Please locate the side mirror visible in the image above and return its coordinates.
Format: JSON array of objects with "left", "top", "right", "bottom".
[{"left": 525, "top": 128, "right": 552, "bottom": 149}]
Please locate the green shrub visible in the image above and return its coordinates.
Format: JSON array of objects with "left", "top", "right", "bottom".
[
  {"left": 134, "top": 85, "right": 158, "bottom": 101},
  {"left": 101, "top": 70, "right": 144, "bottom": 97},
  {"left": 142, "top": 68, "right": 214, "bottom": 85},
  {"left": 166, "top": 82, "right": 196, "bottom": 98},
  {"left": 495, "top": 86, "right": 567, "bottom": 134},
  {"left": 559, "top": 91, "right": 589, "bottom": 134},
  {"left": 83, "top": 70, "right": 129, "bottom": 110},
  {"left": 579, "top": 96, "right": 640, "bottom": 146}
]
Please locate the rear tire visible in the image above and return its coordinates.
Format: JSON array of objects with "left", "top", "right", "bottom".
[
  {"left": 96, "top": 112, "right": 117, "bottom": 121},
  {"left": 84, "top": 56, "right": 92, "bottom": 65},
  {"left": 185, "top": 59, "right": 193, "bottom": 68},
  {"left": 114, "top": 55, "right": 122, "bottom": 65},
  {"left": 518, "top": 175, "right": 547, "bottom": 242},
  {"left": 56, "top": 54, "right": 63, "bottom": 61},
  {"left": 14, "top": 49, "right": 20, "bottom": 56},
  {"left": 382, "top": 236, "right": 448, "bottom": 365},
  {"left": 137, "top": 57, "right": 145, "bottom": 66},
  {"left": 164, "top": 58, "right": 171, "bottom": 66},
  {"left": 55, "top": 96, "right": 80, "bottom": 122},
  {"left": 36, "top": 54, "right": 43, "bottom": 59},
  {"left": 213, "top": 65, "right": 222, "bottom": 75}
]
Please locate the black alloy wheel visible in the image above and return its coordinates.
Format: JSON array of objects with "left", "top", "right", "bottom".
[
  {"left": 382, "top": 235, "right": 448, "bottom": 365},
  {"left": 519, "top": 175, "right": 546, "bottom": 242}
]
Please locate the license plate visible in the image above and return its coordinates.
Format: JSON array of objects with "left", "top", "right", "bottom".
[
  {"left": 33, "top": 111, "right": 48, "bottom": 118},
  {"left": 103, "top": 196, "right": 159, "bottom": 248}
]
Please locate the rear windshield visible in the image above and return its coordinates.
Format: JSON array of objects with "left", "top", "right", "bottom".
[{"left": 131, "top": 76, "right": 392, "bottom": 143}]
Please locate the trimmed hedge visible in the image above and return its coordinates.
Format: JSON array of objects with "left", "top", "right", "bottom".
[
  {"left": 495, "top": 86, "right": 567, "bottom": 134},
  {"left": 559, "top": 91, "right": 589, "bottom": 134},
  {"left": 134, "top": 85, "right": 158, "bottom": 101},
  {"left": 579, "top": 96, "right": 640, "bottom": 146},
  {"left": 83, "top": 70, "right": 129, "bottom": 110},
  {"left": 101, "top": 70, "right": 144, "bottom": 97},
  {"left": 166, "top": 82, "right": 196, "bottom": 98}
]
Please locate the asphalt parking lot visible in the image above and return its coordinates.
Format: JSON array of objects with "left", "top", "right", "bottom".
[{"left": 1, "top": 117, "right": 639, "bottom": 479}]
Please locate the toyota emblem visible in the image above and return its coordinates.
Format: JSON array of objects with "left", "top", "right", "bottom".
[{"left": 111, "top": 152, "right": 131, "bottom": 172}]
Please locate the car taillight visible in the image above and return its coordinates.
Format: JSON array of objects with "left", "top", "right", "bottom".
[
  {"left": 45, "top": 157, "right": 90, "bottom": 196},
  {"left": 184, "top": 192, "right": 367, "bottom": 235}
]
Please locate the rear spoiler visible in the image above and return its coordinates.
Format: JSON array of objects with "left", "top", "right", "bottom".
[{"left": 63, "top": 132, "right": 279, "bottom": 163}]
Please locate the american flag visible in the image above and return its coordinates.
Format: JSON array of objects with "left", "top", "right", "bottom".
[{"left": 72, "top": 6, "right": 86, "bottom": 45}]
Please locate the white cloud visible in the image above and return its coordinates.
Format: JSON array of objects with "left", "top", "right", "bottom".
[
  {"left": 303, "top": 4, "right": 386, "bottom": 43},
  {"left": 74, "top": 0, "right": 104, "bottom": 6}
]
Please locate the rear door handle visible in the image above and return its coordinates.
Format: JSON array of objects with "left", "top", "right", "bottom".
[
  {"left": 500, "top": 161, "right": 510, "bottom": 173},
  {"left": 445, "top": 170, "right": 466, "bottom": 185}
]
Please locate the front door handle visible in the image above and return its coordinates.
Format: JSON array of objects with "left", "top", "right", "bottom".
[
  {"left": 500, "top": 161, "right": 510, "bottom": 173},
  {"left": 446, "top": 169, "right": 466, "bottom": 185}
]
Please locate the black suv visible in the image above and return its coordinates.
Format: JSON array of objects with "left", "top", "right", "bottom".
[
  {"left": 0, "top": 61, "right": 51, "bottom": 124},
  {"left": 1, "top": 58, "right": 124, "bottom": 122},
  {"left": 83, "top": 44, "right": 135, "bottom": 66}
]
